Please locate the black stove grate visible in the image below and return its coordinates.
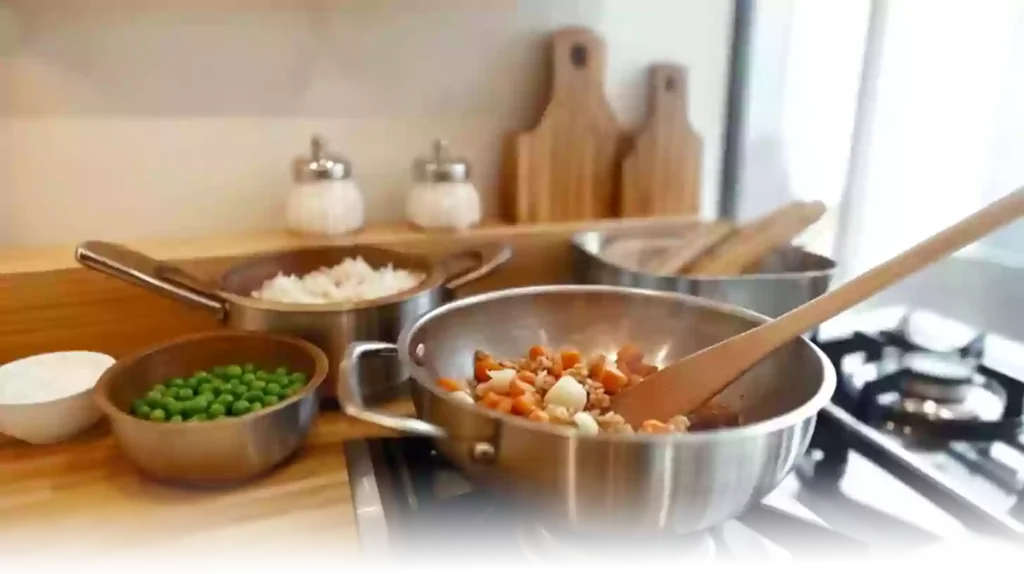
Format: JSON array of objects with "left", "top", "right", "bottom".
[{"left": 372, "top": 437, "right": 868, "bottom": 568}]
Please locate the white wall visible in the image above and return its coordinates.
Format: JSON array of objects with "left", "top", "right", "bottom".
[{"left": 0, "top": 0, "right": 734, "bottom": 247}]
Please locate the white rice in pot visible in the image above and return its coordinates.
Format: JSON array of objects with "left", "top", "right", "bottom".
[{"left": 251, "top": 256, "right": 426, "bottom": 305}]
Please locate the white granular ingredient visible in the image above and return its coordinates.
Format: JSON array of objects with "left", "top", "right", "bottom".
[
  {"left": 251, "top": 256, "right": 426, "bottom": 305},
  {"left": 0, "top": 351, "right": 115, "bottom": 405}
]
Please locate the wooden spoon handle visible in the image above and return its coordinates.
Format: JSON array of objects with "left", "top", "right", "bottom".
[{"left": 720, "top": 186, "right": 1024, "bottom": 382}]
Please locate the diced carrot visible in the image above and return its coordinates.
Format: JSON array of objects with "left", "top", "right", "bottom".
[
  {"left": 528, "top": 345, "right": 549, "bottom": 360},
  {"left": 481, "top": 392, "right": 505, "bottom": 409},
  {"left": 508, "top": 380, "right": 533, "bottom": 398},
  {"left": 437, "top": 378, "right": 463, "bottom": 392},
  {"left": 640, "top": 420, "right": 673, "bottom": 434},
  {"left": 516, "top": 371, "right": 537, "bottom": 386},
  {"left": 559, "top": 349, "right": 583, "bottom": 370},
  {"left": 616, "top": 343, "right": 645, "bottom": 373},
  {"left": 512, "top": 394, "right": 539, "bottom": 415},
  {"left": 474, "top": 358, "right": 500, "bottom": 382},
  {"left": 587, "top": 354, "right": 608, "bottom": 379},
  {"left": 474, "top": 350, "right": 492, "bottom": 363},
  {"left": 495, "top": 397, "right": 514, "bottom": 414},
  {"left": 549, "top": 361, "right": 564, "bottom": 377},
  {"left": 528, "top": 410, "right": 550, "bottom": 423},
  {"left": 598, "top": 365, "right": 628, "bottom": 395}
]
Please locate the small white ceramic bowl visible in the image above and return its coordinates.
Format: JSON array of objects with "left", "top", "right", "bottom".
[{"left": 0, "top": 351, "right": 115, "bottom": 445}]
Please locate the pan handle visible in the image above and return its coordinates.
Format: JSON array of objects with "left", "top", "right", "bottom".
[
  {"left": 339, "top": 341, "right": 447, "bottom": 438},
  {"left": 75, "top": 241, "right": 227, "bottom": 319},
  {"left": 437, "top": 242, "right": 513, "bottom": 291}
]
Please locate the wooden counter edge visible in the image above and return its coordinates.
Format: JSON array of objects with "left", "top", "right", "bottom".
[{"left": 0, "top": 216, "right": 701, "bottom": 275}]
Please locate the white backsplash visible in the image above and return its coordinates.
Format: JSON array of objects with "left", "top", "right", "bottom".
[{"left": 0, "top": 0, "right": 734, "bottom": 247}]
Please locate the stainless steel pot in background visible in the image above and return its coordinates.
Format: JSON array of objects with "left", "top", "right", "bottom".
[
  {"left": 75, "top": 241, "right": 511, "bottom": 400},
  {"left": 340, "top": 285, "right": 837, "bottom": 534},
  {"left": 571, "top": 229, "right": 836, "bottom": 319}
]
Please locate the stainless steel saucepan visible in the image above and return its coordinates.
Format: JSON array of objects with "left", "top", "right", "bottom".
[
  {"left": 75, "top": 241, "right": 511, "bottom": 399},
  {"left": 571, "top": 228, "right": 836, "bottom": 319},
  {"left": 340, "top": 285, "right": 836, "bottom": 533}
]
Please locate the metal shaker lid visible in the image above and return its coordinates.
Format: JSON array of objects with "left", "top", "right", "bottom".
[
  {"left": 293, "top": 135, "right": 352, "bottom": 182},
  {"left": 412, "top": 140, "right": 471, "bottom": 183}
]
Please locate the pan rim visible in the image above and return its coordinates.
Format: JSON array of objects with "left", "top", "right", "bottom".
[{"left": 399, "top": 284, "right": 837, "bottom": 445}]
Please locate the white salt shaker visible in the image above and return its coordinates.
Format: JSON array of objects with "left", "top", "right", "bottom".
[
  {"left": 286, "top": 135, "right": 365, "bottom": 237},
  {"left": 405, "top": 140, "right": 481, "bottom": 231}
]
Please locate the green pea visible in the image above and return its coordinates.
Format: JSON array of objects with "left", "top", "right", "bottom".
[
  {"left": 264, "top": 395, "right": 280, "bottom": 407},
  {"left": 241, "top": 373, "right": 257, "bottom": 385},
  {"left": 198, "top": 383, "right": 215, "bottom": 396},
  {"left": 274, "top": 367, "right": 288, "bottom": 376},
  {"left": 255, "top": 370, "right": 270, "bottom": 380},
  {"left": 231, "top": 400, "right": 251, "bottom": 416},
  {"left": 243, "top": 363, "right": 256, "bottom": 374},
  {"left": 281, "top": 387, "right": 297, "bottom": 398},
  {"left": 230, "top": 382, "right": 248, "bottom": 396},
  {"left": 165, "top": 400, "right": 184, "bottom": 418},
  {"left": 177, "top": 388, "right": 194, "bottom": 400},
  {"left": 289, "top": 372, "right": 308, "bottom": 386},
  {"left": 190, "top": 413, "right": 209, "bottom": 422},
  {"left": 212, "top": 365, "right": 228, "bottom": 378},
  {"left": 250, "top": 402, "right": 264, "bottom": 412},
  {"left": 131, "top": 398, "right": 146, "bottom": 413},
  {"left": 168, "top": 378, "right": 186, "bottom": 388},
  {"left": 225, "top": 365, "right": 243, "bottom": 378},
  {"left": 144, "top": 390, "right": 164, "bottom": 407},
  {"left": 186, "top": 398, "right": 209, "bottom": 418},
  {"left": 169, "top": 414, "right": 184, "bottom": 423},
  {"left": 208, "top": 403, "right": 227, "bottom": 418},
  {"left": 198, "top": 392, "right": 216, "bottom": 404},
  {"left": 249, "top": 379, "right": 267, "bottom": 392},
  {"left": 216, "top": 393, "right": 235, "bottom": 406},
  {"left": 149, "top": 409, "right": 167, "bottom": 423},
  {"left": 151, "top": 383, "right": 168, "bottom": 394},
  {"left": 242, "top": 391, "right": 264, "bottom": 404},
  {"left": 265, "top": 383, "right": 282, "bottom": 396},
  {"left": 193, "top": 370, "right": 209, "bottom": 379}
]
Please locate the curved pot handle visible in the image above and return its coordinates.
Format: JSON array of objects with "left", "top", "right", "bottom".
[
  {"left": 437, "top": 243, "right": 513, "bottom": 291},
  {"left": 339, "top": 341, "right": 447, "bottom": 438},
  {"left": 75, "top": 241, "right": 227, "bottom": 319}
]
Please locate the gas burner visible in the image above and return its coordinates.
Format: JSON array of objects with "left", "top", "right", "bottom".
[
  {"left": 518, "top": 523, "right": 716, "bottom": 565},
  {"left": 898, "top": 311, "right": 984, "bottom": 356}
]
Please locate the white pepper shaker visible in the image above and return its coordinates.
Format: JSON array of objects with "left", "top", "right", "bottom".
[
  {"left": 286, "top": 135, "right": 365, "bottom": 237},
  {"left": 405, "top": 140, "right": 482, "bottom": 231}
]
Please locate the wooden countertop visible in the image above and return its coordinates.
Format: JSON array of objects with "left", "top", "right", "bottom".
[{"left": 0, "top": 402, "right": 410, "bottom": 562}]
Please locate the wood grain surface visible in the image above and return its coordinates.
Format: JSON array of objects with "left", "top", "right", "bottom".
[
  {"left": 0, "top": 405, "right": 410, "bottom": 561},
  {"left": 513, "top": 27, "right": 623, "bottom": 223},
  {"left": 621, "top": 64, "right": 703, "bottom": 218}
]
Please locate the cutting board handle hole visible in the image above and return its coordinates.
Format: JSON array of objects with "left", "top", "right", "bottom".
[
  {"left": 570, "top": 44, "right": 588, "bottom": 69},
  {"left": 664, "top": 76, "right": 678, "bottom": 93}
]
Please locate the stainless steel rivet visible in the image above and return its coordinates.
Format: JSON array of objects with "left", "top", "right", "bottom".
[{"left": 471, "top": 442, "right": 496, "bottom": 463}]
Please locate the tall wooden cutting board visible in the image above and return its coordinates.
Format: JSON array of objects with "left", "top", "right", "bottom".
[
  {"left": 514, "top": 27, "right": 622, "bottom": 223},
  {"left": 620, "top": 64, "right": 703, "bottom": 218}
]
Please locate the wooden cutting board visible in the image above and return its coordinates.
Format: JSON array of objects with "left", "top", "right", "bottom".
[
  {"left": 513, "top": 27, "right": 622, "bottom": 223},
  {"left": 620, "top": 64, "right": 703, "bottom": 218}
]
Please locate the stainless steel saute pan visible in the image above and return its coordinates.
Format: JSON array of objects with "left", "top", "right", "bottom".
[
  {"left": 340, "top": 285, "right": 836, "bottom": 533},
  {"left": 75, "top": 241, "right": 511, "bottom": 399}
]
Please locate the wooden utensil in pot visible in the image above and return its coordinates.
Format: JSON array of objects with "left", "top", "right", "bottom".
[
  {"left": 512, "top": 27, "right": 622, "bottom": 223},
  {"left": 685, "top": 200, "right": 827, "bottom": 276},
  {"left": 646, "top": 221, "right": 735, "bottom": 275},
  {"left": 610, "top": 187, "right": 1024, "bottom": 427},
  {"left": 620, "top": 64, "right": 703, "bottom": 219}
]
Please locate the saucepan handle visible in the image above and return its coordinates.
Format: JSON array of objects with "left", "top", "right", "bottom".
[
  {"left": 75, "top": 241, "right": 227, "bottom": 319},
  {"left": 339, "top": 341, "right": 447, "bottom": 438},
  {"left": 437, "top": 242, "right": 513, "bottom": 291}
]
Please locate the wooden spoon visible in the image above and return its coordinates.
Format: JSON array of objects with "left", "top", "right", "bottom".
[{"left": 610, "top": 187, "right": 1024, "bottom": 427}]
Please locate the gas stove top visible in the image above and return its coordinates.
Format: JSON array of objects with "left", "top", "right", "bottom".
[
  {"left": 813, "top": 308, "right": 1024, "bottom": 534},
  {"left": 346, "top": 435, "right": 872, "bottom": 564}
]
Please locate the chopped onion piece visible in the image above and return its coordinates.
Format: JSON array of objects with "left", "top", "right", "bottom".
[
  {"left": 449, "top": 390, "right": 475, "bottom": 405},
  {"left": 486, "top": 369, "right": 517, "bottom": 393},
  {"left": 544, "top": 375, "right": 587, "bottom": 412},
  {"left": 573, "top": 412, "right": 600, "bottom": 436}
]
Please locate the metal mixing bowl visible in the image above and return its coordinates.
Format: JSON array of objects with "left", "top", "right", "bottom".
[{"left": 94, "top": 331, "right": 329, "bottom": 485}]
